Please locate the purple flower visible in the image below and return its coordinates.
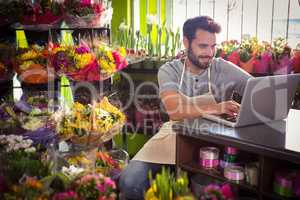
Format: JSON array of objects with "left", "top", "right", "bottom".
[
  {"left": 75, "top": 46, "right": 90, "bottom": 54},
  {"left": 53, "top": 51, "right": 70, "bottom": 71}
]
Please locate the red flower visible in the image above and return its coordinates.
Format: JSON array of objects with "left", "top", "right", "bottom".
[{"left": 227, "top": 51, "right": 240, "bottom": 66}]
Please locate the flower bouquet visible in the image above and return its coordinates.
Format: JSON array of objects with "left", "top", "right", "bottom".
[
  {"left": 18, "top": 0, "right": 63, "bottom": 29},
  {"left": 55, "top": 97, "right": 125, "bottom": 148},
  {"left": 95, "top": 45, "right": 128, "bottom": 78},
  {"left": 271, "top": 38, "right": 292, "bottom": 75},
  {"left": 4, "top": 176, "right": 49, "bottom": 200},
  {"left": 215, "top": 40, "right": 240, "bottom": 65},
  {"left": 238, "top": 37, "right": 260, "bottom": 73},
  {"left": 72, "top": 173, "right": 117, "bottom": 200},
  {"left": 64, "top": 0, "right": 111, "bottom": 28},
  {"left": 95, "top": 149, "right": 128, "bottom": 179},
  {"left": 145, "top": 167, "right": 195, "bottom": 200},
  {"left": 50, "top": 43, "right": 101, "bottom": 81},
  {"left": 252, "top": 41, "right": 272, "bottom": 74},
  {"left": 0, "top": 135, "right": 50, "bottom": 184},
  {"left": 14, "top": 44, "right": 54, "bottom": 84}
]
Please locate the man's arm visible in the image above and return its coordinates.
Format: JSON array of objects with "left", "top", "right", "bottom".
[{"left": 160, "top": 90, "right": 240, "bottom": 121}]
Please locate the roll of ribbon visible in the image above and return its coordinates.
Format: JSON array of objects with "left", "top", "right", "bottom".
[
  {"left": 220, "top": 160, "right": 238, "bottom": 169},
  {"left": 223, "top": 153, "right": 237, "bottom": 163},
  {"left": 199, "top": 147, "right": 219, "bottom": 160},
  {"left": 275, "top": 172, "right": 293, "bottom": 189},
  {"left": 224, "top": 166, "right": 245, "bottom": 182},
  {"left": 273, "top": 182, "right": 293, "bottom": 197},
  {"left": 225, "top": 146, "right": 238, "bottom": 155},
  {"left": 200, "top": 159, "right": 219, "bottom": 168},
  {"left": 245, "top": 163, "right": 258, "bottom": 186},
  {"left": 199, "top": 147, "right": 220, "bottom": 169}
]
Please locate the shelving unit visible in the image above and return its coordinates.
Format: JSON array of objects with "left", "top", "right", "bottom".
[{"left": 174, "top": 114, "right": 300, "bottom": 200}]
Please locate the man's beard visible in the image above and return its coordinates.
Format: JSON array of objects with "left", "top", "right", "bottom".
[{"left": 187, "top": 47, "right": 212, "bottom": 69}]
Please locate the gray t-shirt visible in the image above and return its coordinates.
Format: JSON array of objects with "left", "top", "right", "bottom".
[{"left": 158, "top": 58, "right": 252, "bottom": 103}]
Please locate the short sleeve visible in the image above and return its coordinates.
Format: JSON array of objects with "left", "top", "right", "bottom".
[{"left": 157, "top": 63, "right": 180, "bottom": 94}]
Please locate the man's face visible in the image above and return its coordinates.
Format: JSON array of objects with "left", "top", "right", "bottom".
[{"left": 185, "top": 29, "right": 217, "bottom": 69}]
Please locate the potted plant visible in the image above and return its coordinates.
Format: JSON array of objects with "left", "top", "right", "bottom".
[
  {"left": 145, "top": 167, "right": 195, "bottom": 200},
  {"left": 291, "top": 43, "right": 300, "bottom": 73},
  {"left": 271, "top": 37, "right": 292, "bottom": 75}
]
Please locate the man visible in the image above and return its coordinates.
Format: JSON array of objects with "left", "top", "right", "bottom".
[{"left": 119, "top": 16, "right": 251, "bottom": 199}]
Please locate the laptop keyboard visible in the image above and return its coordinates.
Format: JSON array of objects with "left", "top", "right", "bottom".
[{"left": 219, "top": 114, "right": 238, "bottom": 122}]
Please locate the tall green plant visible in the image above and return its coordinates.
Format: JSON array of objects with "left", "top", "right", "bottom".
[
  {"left": 156, "top": 24, "right": 162, "bottom": 59},
  {"left": 164, "top": 28, "right": 170, "bottom": 58}
]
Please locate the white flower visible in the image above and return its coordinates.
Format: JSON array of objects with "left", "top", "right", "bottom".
[
  {"left": 25, "top": 147, "right": 36, "bottom": 153},
  {"left": 146, "top": 15, "right": 156, "bottom": 25},
  {"left": 119, "top": 22, "right": 128, "bottom": 31},
  {"left": 62, "top": 165, "right": 84, "bottom": 177}
]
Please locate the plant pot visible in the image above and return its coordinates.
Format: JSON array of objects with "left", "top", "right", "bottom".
[
  {"left": 292, "top": 50, "right": 300, "bottom": 73},
  {"left": 253, "top": 53, "right": 272, "bottom": 74},
  {"left": 272, "top": 55, "right": 292, "bottom": 75},
  {"left": 240, "top": 56, "right": 255, "bottom": 73}
]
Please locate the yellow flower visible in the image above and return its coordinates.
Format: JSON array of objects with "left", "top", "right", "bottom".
[
  {"left": 106, "top": 51, "right": 114, "bottom": 62},
  {"left": 19, "top": 60, "right": 35, "bottom": 70},
  {"left": 52, "top": 46, "right": 69, "bottom": 54},
  {"left": 119, "top": 47, "right": 127, "bottom": 57},
  {"left": 99, "top": 59, "right": 116, "bottom": 75},
  {"left": 19, "top": 50, "right": 39, "bottom": 60},
  {"left": 74, "top": 53, "right": 93, "bottom": 69}
]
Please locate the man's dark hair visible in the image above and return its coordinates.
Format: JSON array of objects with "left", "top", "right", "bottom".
[{"left": 183, "top": 16, "right": 221, "bottom": 42}]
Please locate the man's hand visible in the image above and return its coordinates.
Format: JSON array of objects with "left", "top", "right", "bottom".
[{"left": 201, "top": 100, "right": 240, "bottom": 116}]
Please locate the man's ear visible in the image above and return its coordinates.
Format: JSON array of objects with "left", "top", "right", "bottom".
[{"left": 183, "top": 37, "right": 189, "bottom": 49}]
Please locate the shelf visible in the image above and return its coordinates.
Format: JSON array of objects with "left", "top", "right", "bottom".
[
  {"left": 179, "top": 161, "right": 259, "bottom": 194},
  {"left": 262, "top": 192, "right": 299, "bottom": 200},
  {"left": 123, "top": 67, "right": 158, "bottom": 74}
]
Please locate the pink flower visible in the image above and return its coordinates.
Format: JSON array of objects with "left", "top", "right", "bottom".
[
  {"left": 253, "top": 52, "right": 272, "bottom": 74},
  {"left": 52, "top": 190, "right": 78, "bottom": 200},
  {"left": 75, "top": 46, "right": 90, "bottom": 54},
  {"left": 80, "top": 0, "right": 91, "bottom": 6},
  {"left": 93, "top": 3, "right": 104, "bottom": 14},
  {"left": 221, "top": 184, "right": 234, "bottom": 199},
  {"left": 97, "top": 184, "right": 106, "bottom": 193},
  {"left": 112, "top": 51, "right": 128, "bottom": 71},
  {"left": 104, "top": 177, "right": 116, "bottom": 189}
]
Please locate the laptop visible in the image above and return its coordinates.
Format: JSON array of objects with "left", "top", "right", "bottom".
[{"left": 203, "top": 74, "right": 300, "bottom": 127}]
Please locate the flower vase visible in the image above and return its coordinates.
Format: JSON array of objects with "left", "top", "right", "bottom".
[
  {"left": 240, "top": 56, "right": 255, "bottom": 73},
  {"left": 272, "top": 55, "right": 292, "bottom": 75},
  {"left": 292, "top": 50, "right": 300, "bottom": 73},
  {"left": 253, "top": 52, "right": 272, "bottom": 75}
]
